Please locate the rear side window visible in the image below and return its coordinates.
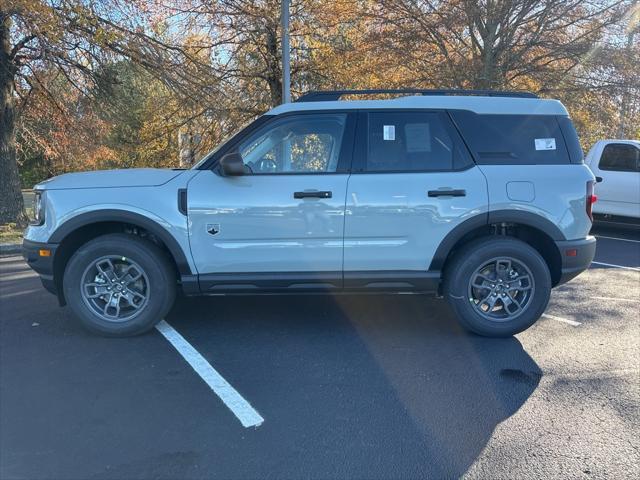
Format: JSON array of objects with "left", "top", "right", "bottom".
[
  {"left": 450, "top": 111, "right": 572, "bottom": 165},
  {"left": 599, "top": 143, "right": 640, "bottom": 172},
  {"left": 365, "top": 111, "right": 471, "bottom": 172}
]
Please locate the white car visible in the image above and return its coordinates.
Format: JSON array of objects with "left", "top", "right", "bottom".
[
  {"left": 585, "top": 139, "right": 640, "bottom": 224},
  {"left": 23, "top": 89, "right": 598, "bottom": 337}
]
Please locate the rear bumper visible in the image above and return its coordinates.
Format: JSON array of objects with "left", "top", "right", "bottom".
[
  {"left": 22, "top": 239, "right": 58, "bottom": 296},
  {"left": 555, "top": 236, "right": 596, "bottom": 286}
]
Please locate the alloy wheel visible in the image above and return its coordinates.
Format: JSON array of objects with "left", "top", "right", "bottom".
[
  {"left": 467, "top": 256, "right": 535, "bottom": 322},
  {"left": 80, "top": 256, "right": 150, "bottom": 322}
]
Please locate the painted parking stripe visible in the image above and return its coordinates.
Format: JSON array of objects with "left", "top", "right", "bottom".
[
  {"left": 590, "top": 296, "right": 640, "bottom": 303},
  {"left": 591, "top": 261, "right": 640, "bottom": 272},
  {"left": 0, "top": 271, "right": 39, "bottom": 281},
  {"left": 155, "top": 320, "right": 264, "bottom": 428},
  {"left": 1, "top": 288, "right": 43, "bottom": 299},
  {"left": 595, "top": 235, "right": 640, "bottom": 244},
  {"left": 542, "top": 313, "right": 581, "bottom": 327}
]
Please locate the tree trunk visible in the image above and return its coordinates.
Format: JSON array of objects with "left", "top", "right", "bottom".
[
  {"left": 0, "top": 13, "right": 28, "bottom": 227},
  {"left": 265, "top": 24, "right": 283, "bottom": 107},
  {"left": 616, "top": 28, "right": 635, "bottom": 138},
  {"left": 178, "top": 127, "right": 201, "bottom": 167}
]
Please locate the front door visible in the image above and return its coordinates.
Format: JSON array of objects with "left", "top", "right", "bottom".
[{"left": 188, "top": 112, "right": 355, "bottom": 291}]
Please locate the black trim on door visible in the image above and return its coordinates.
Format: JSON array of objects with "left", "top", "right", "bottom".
[
  {"left": 199, "top": 271, "right": 343, "bottom": 292},
  {"left": 194, "top": 270, "right": 441, "bottom": 294},
  {"left": 294, "top": 190, "right": 332, "bottom": 199},
  {"left": 428, "top": 189, "right": 466, "bottom": 197},
  {"left": 178, "top": 188, "right": 188, "bottom": 215},
  {"left": 343, "top": 271, "right": 440, "bottom": 291}
]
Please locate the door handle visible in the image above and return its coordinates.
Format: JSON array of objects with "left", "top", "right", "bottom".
[
  {"left": 294, "top": 191, "right": 332, "bottom": 199},
  {"left": 428, "top": 189, "right": 466, "bottom": 197}
]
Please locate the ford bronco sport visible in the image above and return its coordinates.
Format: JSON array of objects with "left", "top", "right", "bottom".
[{"left": 23, "top": 89, "right": 597, "bottom": 337}]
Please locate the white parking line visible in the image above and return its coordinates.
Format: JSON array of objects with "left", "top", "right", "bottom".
[
  {"left": 542, "top": 313, "right": 581, "bottom": 326},
  {"left": 591, "top": 261, "right": 640, "bottom": 272},
  {"left": 155, "top": 320, "right": 264, "bottom": 428},
  {"left": 591, "top": 296, "right": 640, "bottom": 303},
  {"left": 0, "top": 271, "right": 39, "bottom": 281},
  {"left": 1, "top": 288, "right": 43, "bottom": 299},
  {"left": 596, "top": 235, "right": 640, "bottom": 244}
]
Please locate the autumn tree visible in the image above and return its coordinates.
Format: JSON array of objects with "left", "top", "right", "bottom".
[
  {"left": 4, "top": 0, "right": 638, "bottom": 223},
  {"left": 1, "top": 0, "right": 218, "bottom": 225},
  {"left": 369, "top": 0, "right": 630, "bottom": 91},
  {"left": 16, "top": 66, "right": 112, "bottom": 176}
]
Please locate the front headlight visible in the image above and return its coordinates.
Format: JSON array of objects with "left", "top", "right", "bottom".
[{"left": 30, "top": 190, "right": 45, "bottom": 226}]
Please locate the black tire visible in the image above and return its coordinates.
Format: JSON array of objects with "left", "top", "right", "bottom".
[
  {"left": 444, "top": 236, "right": 551, "bottom": 337},
  {"left": 63, "top": 233, "right": 176, "bottom": 337}
]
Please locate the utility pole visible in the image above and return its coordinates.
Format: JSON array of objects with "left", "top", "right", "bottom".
[
  {"left": 616, "top": 27, "right": 636, "bottom": 138},
  {"left": 281, "top": 0, "right": 291, "bottom": 104}
]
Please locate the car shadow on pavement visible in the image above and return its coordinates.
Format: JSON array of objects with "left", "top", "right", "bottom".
[
  {"left": 168, "top": 293, "right": 541, "bottom": 478},
  {"left": 334, "top": 294, "right": 542, "bottom": 477}
]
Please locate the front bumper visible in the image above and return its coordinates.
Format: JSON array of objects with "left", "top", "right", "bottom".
[
  {"left": 555, "top": 236, "right": 597, "bottom": 285},
  {"left": 22, "top": 239, "right": 59, "bottom": 296}
]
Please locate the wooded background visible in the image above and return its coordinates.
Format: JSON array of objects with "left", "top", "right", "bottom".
[{"left": 2, "top": 0, "right": 639, "bottom": 226}]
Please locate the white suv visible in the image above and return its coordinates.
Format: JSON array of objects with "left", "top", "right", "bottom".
[{"left": 23, "top": 89, "right": 597, "bottom": 337}]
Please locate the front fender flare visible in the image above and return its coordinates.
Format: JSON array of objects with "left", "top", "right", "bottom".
[{"left": 49, "top": 209, "right": 193, "bottom": 275}]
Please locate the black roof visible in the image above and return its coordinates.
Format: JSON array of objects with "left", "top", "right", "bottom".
[{"left": 295, "top": 89, "right": 538, "bottom": 102}]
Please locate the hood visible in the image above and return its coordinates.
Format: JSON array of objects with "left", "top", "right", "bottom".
[{"left": 36, "top": 168, "right": 185, "bottom": 190}]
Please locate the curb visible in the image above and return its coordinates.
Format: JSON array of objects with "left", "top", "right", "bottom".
[{"left": 0, "top": 243, "right": 22, "bottom": 255}]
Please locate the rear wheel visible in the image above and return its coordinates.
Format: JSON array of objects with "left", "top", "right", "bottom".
[
  {"left": 63, "top": 234, "right": 176, "bottom": 336},
  {"left": 444, "top": 237, "right": 551, "bottom": 337}
]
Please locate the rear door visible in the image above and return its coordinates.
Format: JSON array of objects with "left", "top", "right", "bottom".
[
  {"left": 343, "top": 110, "right": 488, "bottom": 286},
  {"left": 591, "top": 142, "right": 640, "bottom": 218}
]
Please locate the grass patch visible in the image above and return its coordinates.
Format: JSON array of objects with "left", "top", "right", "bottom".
[
  {"left": 1, "top": 194, "right": 34, "bottom": 245},
  {"left": 0, "top": 224, "right": 24, "bottom": 245}
]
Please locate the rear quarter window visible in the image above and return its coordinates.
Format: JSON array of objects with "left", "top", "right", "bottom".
[{"left": 449, "top": 111, "right": 573, "bottom": 165}]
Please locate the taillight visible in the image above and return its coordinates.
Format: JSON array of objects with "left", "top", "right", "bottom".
[{"left": 586, "top": 181, "right": 597, "bottom": 221}]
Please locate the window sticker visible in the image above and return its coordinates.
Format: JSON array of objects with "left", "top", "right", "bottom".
[
  {"left": 383, "top": 125, "right": 395, "bottom": 141},
  {"left": 405, "top": 123, "right": 431, "bottom": 152},
  {"left": 534, "top": 138, "right": 556, "bottom": 151}
]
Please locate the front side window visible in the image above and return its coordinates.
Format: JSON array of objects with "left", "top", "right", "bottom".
[
  {"left": 238, "top": 114, "right": 346, "bottom": 174},
  {"left": 599, "top": 143, "right": 640, "bottom": 172},
  {"left": 366, "top": 112, "right": 460, "bottom": 172}
]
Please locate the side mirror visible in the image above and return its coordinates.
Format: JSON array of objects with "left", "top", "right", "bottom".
[{"left": 218, "top": 152, "right": 245, "bottom": 176}]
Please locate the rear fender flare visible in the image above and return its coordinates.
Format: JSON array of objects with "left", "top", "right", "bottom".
[{"left": 429, "top": 210, "right": 565, "bottom": 271}]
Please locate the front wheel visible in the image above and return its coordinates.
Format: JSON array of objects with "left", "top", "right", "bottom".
[
  {"left": 444, "top": 237, "right": 551, "bottom": 337},
  {"left": 63, "top": 233, "right": 176, "bottom": 336}
]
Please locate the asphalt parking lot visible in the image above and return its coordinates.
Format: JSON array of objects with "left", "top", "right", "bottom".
[{"left": 1, "top": 225, "right": 639, "bottom": 480}]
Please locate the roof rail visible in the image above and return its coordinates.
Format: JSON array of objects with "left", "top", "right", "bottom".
[{"left": 295, "top": 89, "right": 538, "bottom": 102}]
